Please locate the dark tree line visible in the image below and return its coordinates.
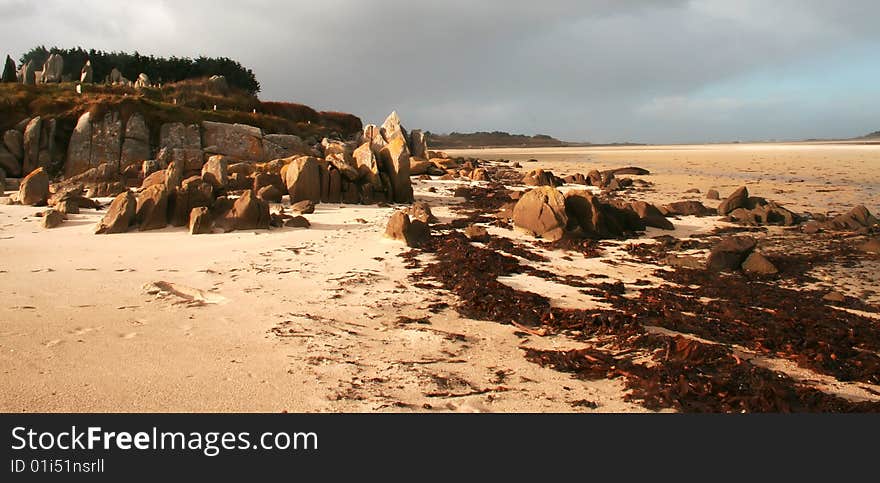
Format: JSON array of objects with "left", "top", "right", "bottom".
[{"left": 18, "top": 46, "right": 260, "bottom": 94}]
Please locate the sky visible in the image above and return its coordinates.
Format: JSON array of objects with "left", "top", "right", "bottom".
[{"left": 1, "top": 0, "right": 878, "bottom": 143}]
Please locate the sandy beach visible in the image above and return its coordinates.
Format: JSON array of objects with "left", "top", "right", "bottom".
[{"left": 2, "top": 142, "right": 879, "bottom": 413}]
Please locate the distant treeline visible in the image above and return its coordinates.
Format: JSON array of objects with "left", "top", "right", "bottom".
[
  {"left": 18, "top": 46, "right": 260, "bottom": 94},
  {"left": 426, "top": 131, "right": 571, "bottom": 149}
]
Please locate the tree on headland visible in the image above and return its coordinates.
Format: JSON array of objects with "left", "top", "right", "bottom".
[{"left": 18, "top": 46, "right": 260, "bottom": 94}]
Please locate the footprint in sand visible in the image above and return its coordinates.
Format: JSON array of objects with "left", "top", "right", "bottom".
[
  {"left": 120, "top": 332, "right": 138, "bottom": 340},
  {"left": 70, "top": 327, "right": 98, "bottom": 336},
  {"left": 44, "top": 339, "right": 62, "bottom": 347}
]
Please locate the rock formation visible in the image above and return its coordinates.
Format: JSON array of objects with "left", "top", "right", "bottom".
[
  {"left": 19, "top": 167, "right": 50, "bottom": 206},
  {"left": 512, "top": 187, "right": 568, "bottom": 241},
  {"left": 80, "top": 60, "right": 93, "bottom": 83},
  {"left": 1, "top": 55, "right": 16, "bottom": 83},
  {"left": 95, "top": 191, "right": 137, "bottom": 234}
]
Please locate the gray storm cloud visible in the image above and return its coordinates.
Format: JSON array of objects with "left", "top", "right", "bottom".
[{"left": 1, "top": 0, "right": 878, "bottom": 143}]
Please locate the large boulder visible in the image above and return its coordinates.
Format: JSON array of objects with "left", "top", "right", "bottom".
[
  {"left": 222, "top": 190, "right": 270, "bottom": 231},
  {"left": 95, "top": 191, "right": 137, "bottom": 234},
  {"left": 120, "top": 113, "right": 151, "bottom": 168},
  {"left": 822, "top": 206, "right": 878, "bottom": 232},
  {"left": 201, "top": 155, "right": 229, "bottom": 190},
  {"left": 159, "top": 122, "right": 203, "bottom": 170},
  {"left": 378, "top": 138, "right": 414, "bottom": 203},
  {"left": 263, "top": 134, "right": 309, "bottom": 161},
  {"left": 565, "top": 191, "right": 644, "bottom": 238},
  {"left": 717, "top": 186, "right": 748, "bottom": 216},
  {"left": 512, "top": 187, "right": 568, "bottom": 241},
  {"left": 22, "top": 117, "right": 43, "bottom": 175},
  {"left": 202, "top": 121, "right": 263, "bottom": 162},
  {"left": 65, "top": 111, "right": 125, "bottom": 177},
  {"left": 19, "top": 167, "right": 50, "bottom": 206},
  {"left": 284, "top": 156, "right": 321, "bottom": 203},
  {"left": 629, "top": 201, "right": 674, "bottom": 230},
  {"left": 665, "top": 200, "right": 712, "bottom": 217},
  {"left": 352, "top": 142, "right": 382, "bottom": 187},
  {"left": 135, "top": 184, "right": 169, "bottom": 231},
  {"left": 326, "top": 152, "right": 360, "bottom": 182},
  {"left": 189, "top": 207, "right": 213, "bottom": 235},
  {"left": 742, "top": 252, "right": 778, "bottom": 275},
  {"left": 384, "top": 211, "right": 430, "bottom": 247},
  {"left": 706, "top": 236, "right": 757, "bottom": 272}
]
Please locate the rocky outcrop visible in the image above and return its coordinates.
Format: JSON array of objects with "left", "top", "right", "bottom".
[
  {"left": 629, "top": 201, "right": 674, "bottom": 230},
  {"left": 20, "top": 60, "right": 36, "bottom": 85},
  {"left": 19, "top": 167, "right": 50, "bottom": 206},
  {"left": 565, "top": 191, "right": 644, "bottom": 238},
  {"left": 120, "top": 113, "right": 151, "bottom": 168},
  {"left": 95, "top": 190, "right": 137, "bottom": 234},
  {"left": 54, "top": 163, "right": 126, "bottom": 198},
  {"left": 380, "top": 111, "right": 407, "bottom": 144},
  {"left": 263, "top": 134, "right": 309, "bottom": 161},
  {"left": 384, "top": 211, "right": 430, "bottom": 247},
  {"left": 512, "top": 187, "right": 568, "bottom": 241},
  {"left": 717, "top": 186, "right": 748, "bottom": 216},
  {"left": 203, "top": 121, "right": 263, "bottom": 162},
  {"left": 159, "top": 122, "right": 203, "bottom": 171},
  {"left": 201, "top": 155, "right": 229, "bottom": 190},
  {"left": 65, "top": 111, "right": 125, "bottom": 177},
  {"left": 221, "top": 190, "right": 270, "bottom": 231},
  {"left": 189, "top": 207, "right": 213, "bottom": 235},
  {"left": 134, "top": 73, "right": 151, "bottom": 89},
  {"left": 378, "top": 138, "right": 413, "bottom": 203},
  {"left": 285, "top": 156, "right": 321, "bottom": 203}
]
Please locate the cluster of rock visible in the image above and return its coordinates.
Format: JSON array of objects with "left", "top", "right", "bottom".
[
  {"left": 803, "top": 206, "right": 878, "bottom": 235},
  {"left": 506, "top": 186, "right": 670, "bottom": 241},
  {"left": 14, "top": 54, "right": 66, "bottom": 85},
  {"left": 521, "top": 166, "right": 649, "bottom": 191},
  {"left": 716, "top": 186, "right": 799, "bottom": 226},
  {"left": 706, "top": 235, "right": 778, "bottom": 275}
]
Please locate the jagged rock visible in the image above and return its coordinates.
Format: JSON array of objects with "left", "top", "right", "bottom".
[
  {"left": 404, "top": 201, "right": 437, "bottom": 224},
  {"left": 706, "top": 189, "right": 720, "bottom": 200},
  {"left": 202, "top": 121, "right": 263, "bottom": 162},
  {"left": 384, "top": 211, "right": 429, "bottom": 247},
  {"left": 42, "top": 209, "right": 65, "bottom": 229},
  {"left": 326, "top": 152, "right": 360, "bottom": 182},
  {"left": 284, "top": 216, "right": 311, "bottom": 228},
  {"left": 222, "top": 190, "right": 270, "bottom": 231},
  {"left": 19, "top": 167, "right": 49, "bottom": 206},
  {"left": 565, "top": 191, "right": 644, "bottom": 238},
  {"left": 706, "top": 235, "right": 757, "bottom": 272},
  {"left": 135, "top": 184, "right": 168, "bottom": 231},
  {"left": 513, "top": 187, "right": 568, "bottom": 241},
  {"left": 409, "top": 129, "right": 428, "bottom": 160},
  {"left": 378, "top": 138, "right": 414, "bottom": 203},
  {"left": 1, "top": 55, "right": 16, "bottom": 83},
  {"left": 718, "top": 186, "right": 748, "bottom": 216},
  {"left": 188, "top": 207, "right": 213, "bottom": 235},
  {"left": 629, "top": 201, "right": 674, "bottom": 230},
  {"left": 290, "top": 200, "right": 316, "bottom": 215},
  {"left": 665, "top": 200, "right": 712, "bottom": 217},
  {"left": 120, "top": 113, "right": 151, "bottom": 168},
  {"left": 22, "top": 117, "right": 43, "bottom": 174},
  {"left": 95, "top": 190, "right": 136, "bottom": 234},
  {"left": 284, "top": 156, "right": 321, "bottom": 203},
  {"left": 353, "top": 142, "right": 382, "bottom": 187},
  {"left": 80, "top": 60, "right": 93, "bottom": 83},
  {"left": 53, "top": 163, "right": 125, "bottom": 198},
  {"left": 464, "top": 224, "right": 490, "bottom": 242},
  {"left": 168, "top": 176, "right": 213, "bottom": 227},
  {"left": 201, "top": 155, "right": 229, "bottom": 190},
  {"left": 742, "top": 252, "right": 778, "bottom": 275},
  {"left": 56, "top": 199, "right": 79, "bottom": 215},
  {"left": 380, "top": 111, "right": 407, "bottom": 144},
  {"left": 263, "top": 134, "right": 308, "bottom": 161}
]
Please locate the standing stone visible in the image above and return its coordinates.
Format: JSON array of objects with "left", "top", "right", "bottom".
[
  {"left": 284, "top": 156, "right": 321, "bottom": 203},
  {"left": 1, "top": 55, "right": 16, "bottom": 83},
  {"left": 22, "top": 117, "right": 42, "bottom": 175},
  {"left": 109, "top": 68, "right": 123, "bottom": 84},
  {"left": 189, "top": 207, "right": 213, "bottom": 235},
  {"left": 40, "top": 54, "right": 63, "bottom": 83},
  {"left": 95, "top": 190, "right": 137, "bottom": 234},
  {"left": 120, "top": 113, "right": 151, "bottom": 168},
  {"left": 409, "top": 129, "right": 428, "bottom": 160},
  {"left": 378, "top": 138, "right": 414, "bottom": 203},
  {"left": 353, "top": 142, "right": 382, "bottom": 188},
  {"left": 134, "top": 73, "right": 151, "bottom": 89},
  {"left": 512, "top": 187, "right": 569, "bottom": 241},
  {"left": 20, "top": 60, "right": 36, "bottom": 85},
  {"left": 135, "top": 184, "right": 169, "bottom": 231},
  {"left": 80, "top": 60, "right": 93, "bottom": 83},
  {"left": 65, "top": 112, "right": 92, "bottom": 177},
  {"left": 362, "top": 124, "right": 387, "bottom": 154}
]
